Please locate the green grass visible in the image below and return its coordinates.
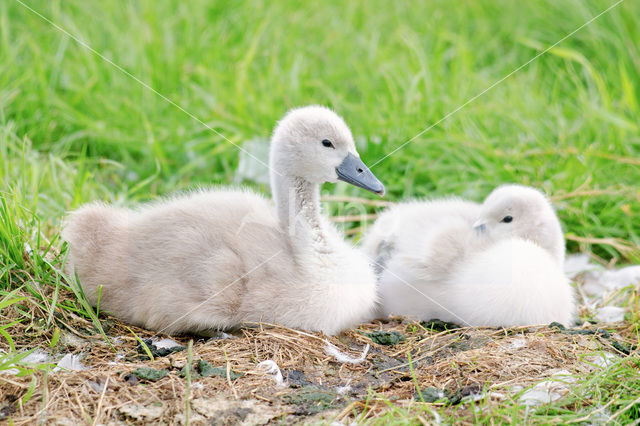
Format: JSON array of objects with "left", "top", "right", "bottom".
[{"left": 1, "top": 0, "right": 639, "bottom": 422}]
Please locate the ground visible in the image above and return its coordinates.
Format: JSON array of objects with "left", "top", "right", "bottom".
[
  {"left": 1, "top": 0, "right": 640, "bottom": 424},
  {"left": 2, "top": 293, "right": 638, "bottom": 424}
]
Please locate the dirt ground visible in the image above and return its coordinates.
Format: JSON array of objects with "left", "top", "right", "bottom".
[{"left": 1, "top": 309, "right": 637, "bottom": 425}]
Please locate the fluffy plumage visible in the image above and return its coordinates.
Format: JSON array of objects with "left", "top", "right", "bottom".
[
  {"left": 424, "top": 238, "right": 575, "bottom": 327},
  {"left": 63, "top": 106, "right": 381, "bottom": 335},
  {"left": 362, "top": 184, "right": 574, "bottom": 326},
  {"left": 360, "top": 197, "right": 481, "bottom": 282}
]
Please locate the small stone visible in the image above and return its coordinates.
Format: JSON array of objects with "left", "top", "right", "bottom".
[
  {"left": 152, "top": 338, "right": 183, "bottom": 350},
  {"left": 170, "top": 356, "right": 187, "bottom": 369},
  {"left": 191, "top": 396, "right": 282, "bottom": 424}
]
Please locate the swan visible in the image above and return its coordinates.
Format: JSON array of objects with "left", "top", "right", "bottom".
[
  {"left": 63, "top": 105, "right": 385, "bottom": 335},
  {"left": 362, "top": 184, "right": 574, "bottom": 326}
]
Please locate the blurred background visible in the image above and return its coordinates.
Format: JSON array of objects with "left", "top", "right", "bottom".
[{"left": 1, "top": 0, "right": 639, "bottom": 262}]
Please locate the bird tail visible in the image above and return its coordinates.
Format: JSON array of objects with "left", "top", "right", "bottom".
[{"left": 61, "top": 202, "right": 128, "bottom": 278}]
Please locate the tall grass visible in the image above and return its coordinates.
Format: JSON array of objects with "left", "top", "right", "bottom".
[{"left": 2, "top": 0, "right": 638, "bottom": 260}]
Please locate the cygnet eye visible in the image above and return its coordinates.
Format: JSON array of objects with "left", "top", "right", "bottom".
[
  {"left": 321, "top": 139, "right": 334, "bottom": 148},
  {"left": 501, "top": 215, "right": 513, "bottom": 223}
]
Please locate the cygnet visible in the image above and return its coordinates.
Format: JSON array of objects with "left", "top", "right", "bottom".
[
  {"left": 361, "top": 184, "right": 573, "bottom": 326},
  {"left": 63, "top": 106, "right": 385, "bottom": 335}
]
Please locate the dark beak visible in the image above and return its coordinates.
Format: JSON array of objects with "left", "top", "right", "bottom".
[{"left": 336, "top": 153, "right": 385, "bottom": 196}]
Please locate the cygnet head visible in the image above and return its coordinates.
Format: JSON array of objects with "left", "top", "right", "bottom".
[
  {"left": 270, "top": 106, "right": 384, "bottom": 195},
  {"left": 473, "top": 184, "right": 565, "bottom": 262}
]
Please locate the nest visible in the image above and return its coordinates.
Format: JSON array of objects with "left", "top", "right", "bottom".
[{"left": 1, "top": 292, "right": 637, "bottom": 425}]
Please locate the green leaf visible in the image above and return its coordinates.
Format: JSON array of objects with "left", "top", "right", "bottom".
[
  {"left": 21, "top": 375, "right": 38, "bottom": 404},
  {"left": 365, "top": 331, "right": 406, "bottom": 346},
  {"left": 50, "top": 327, "right": 60, "bottom": 349},
  {"left": 196, "top": 360, "right": 243, "bottom": 380},
  {"left": 127, "top": 327, "right": 153, "bottom": 362},
  {"left": 0, "top": 328, "right": 16, "bottom": 352},
  {"left": 132, "top": 367, "right": 169, "bottom": 381}
]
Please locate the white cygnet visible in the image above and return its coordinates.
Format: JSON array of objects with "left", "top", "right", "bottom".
[
  {"left": 362, "top": 184, "right": 574, "bottom": 326},
  {"left": 438, "top": 238, "right": 574, "bottom": 327},
  {"left": 63, "top": 105, "right": 385, "bottom": 335}
]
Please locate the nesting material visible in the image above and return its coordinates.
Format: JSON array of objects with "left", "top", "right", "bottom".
[
  {"left": 1, "top": 282, "right": 637, "bottom": 424},
  {"left": 566, "top": 254, "right": 640, "bottom": 295},
  {"left": 191, "top": 396, "right": 282, "bottom": 425},
  {"left": 119, "top": 403, "right": 165, "bottom": 421},
  {"left": 0, "top": 349, "right": 50, "bottom": 375},
  {"left": 565, "top": 253, "right": 638, "bottom": 322},
  {"left": 336, "top": 384, "right": 353, "bottom": 395}
]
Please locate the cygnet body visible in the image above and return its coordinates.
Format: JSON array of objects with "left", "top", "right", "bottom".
[
  {"left": 361, "top": 197, "right": 482, "bottom": 282},
  {"left": 427, "top": 238, "right": 574, "bottom": 326},
  {"left": 63, "top": 106, "right": 385, "bottom": 335},
  {"left": 362, "top": 184, "right": 574, "bottom": 326}
]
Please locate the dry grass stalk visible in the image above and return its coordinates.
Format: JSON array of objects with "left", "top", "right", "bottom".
[
  {"left": 566, "top": 235, "right": 640, "bottom": 260},
  {"left": 331, "top": 214, "right": 379, "bottom": 223},
  {"left": 321, "top": 195, "right": 392, "bottom": 207}
]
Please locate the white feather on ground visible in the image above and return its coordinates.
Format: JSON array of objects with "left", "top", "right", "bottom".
[
  {"left": 324, "top": 341, "right": 370, "bottom": 365},
  {"left": 565, "top": 253, "right": 638, "bottom": 323},
  {"left": 256, "top": 360, "right": 286, "bottom": 388}
]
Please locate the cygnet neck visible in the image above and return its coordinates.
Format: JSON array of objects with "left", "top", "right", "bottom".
[
  {"left": 271, "top": 172, "right": 320, "bottom": 227},
  {"left": 271, "top": 172, "right": 332, "bottom": 254}
]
